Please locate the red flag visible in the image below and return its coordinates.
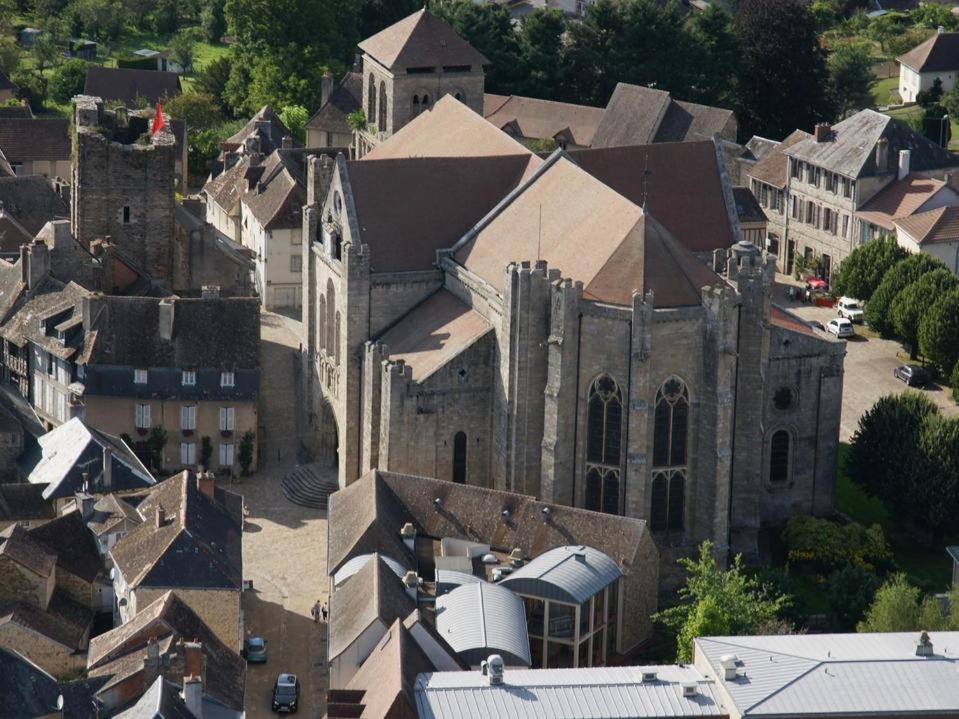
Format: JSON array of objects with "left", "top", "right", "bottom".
[{"left": 150, "top": 102, "right": 165, "bottom": 135}]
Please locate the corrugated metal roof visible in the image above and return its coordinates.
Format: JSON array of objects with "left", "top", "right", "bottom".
[
  {"left": 696, "top": 632, "right": 959, "bottom": 716},
  {"left": 415, "top": 665, "right": 725, "bottom": 719},
  {"left": 499, "top": 545, "right": 622, "bottom": 605},
  {"left": 435, "top": 568, "right": 483, "bottom": 597},
  {"left": 332, "top": 552, "right": 407, "bottom": 588},
  {"left": 435, "top": 582, "right": 531, "bottom": 667}
]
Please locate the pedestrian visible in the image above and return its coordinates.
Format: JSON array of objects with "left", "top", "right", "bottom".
[
  {"left": 311, "top": 601, "right": 319, "bottom": 623},
  {"left": 321, "top": 603, "right": 328, "bottom": 623}
]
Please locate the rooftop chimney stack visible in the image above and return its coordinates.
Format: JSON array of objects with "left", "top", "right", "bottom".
[
  {"left": 939, "top": 25, "right": 946, "bottom": 34},
  {"left": 281, "top": 135, "right": 292, "bottom": 150},
  {"left": 875, "top": 137, "right": 890, "bottom": 174},
  {"left": 719, "top": 654, "right": 740, "bottom": 681},
  {"left": 197, "top": 472, "right": 215, "bottom": 501},
  {"left": 102, "top": 446, "right": 113, "bottom": 489},
  {"left": 76, "top": 492, "right": 95, "bottom": 521},
  {"left": 916, "top": 631, "right": 934, "bottom": 656},
  {"left": 158, "top": 298, "right": 175, "bottom": 341},
  {"left": 321, "top": 70, "right": 334, "bottom": 108},
  {"left": 402, "top": 570, "right": 418, "bottom": 601},
  {"left": 183, "top": 675, "right": 203, "bottom": 719},
  {"left": 814, "top": 122, "right": 831, "bottom": 143},
  {"left": 400, "top": 522, "right": 416, "bottom": 553},
  {"left": 143, "top": 637, "right": 161, "bottom": 687},
  {"left": 156, "top": 504, "right": 166, "bottom": 528},
  {"left": 898, "top": 149, "right": 911, "bottom": 180}
]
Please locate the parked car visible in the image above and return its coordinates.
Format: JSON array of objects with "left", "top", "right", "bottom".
[
  {"left": 805, "top": 276, "right": 829, "bottom": 292},
  {"left": 895, "top": 364, "right": 931, "bottom": 387},
  {"left": 826, "top": 318, "right": 854, "bottom": 338},
  {"left": 272, "top": 673, "right": 299, "bottom": 713},
  {"left": 837, "top": 296, "right": 864, "bottom": 323},
  {"left": 244, "top": 636, "right": 267, "bottom": 663}
]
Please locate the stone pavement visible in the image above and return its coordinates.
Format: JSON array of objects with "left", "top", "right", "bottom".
[
  {"left": 234, "top": 311, "right": 334, "bottom": 718},
  {"left": 772, "top": 276, "right": 958, "bottom": 441}
]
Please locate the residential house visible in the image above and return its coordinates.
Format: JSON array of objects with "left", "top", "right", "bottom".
[
  {"left": 733, "top": 186, "right": 767, "bottom": 247},
  {"left": 483, "top": 93, "right": 607, "bottom": 149},
  {"left": 86, "top": 590, "right": 245, "bottom": 715},
  {"left": 216, "top": 105, "right": 296, "bottom": 164},
  {"left": 84, "top": 493, "right": 144, "bottom": 559},
  {"left": 0, "top": 483, "right": 55, "bottom": 532},
  {"left": 0, "top": 176, "right": 70, "bottom": 254},
  {"left": 694, "top": 631, "right": 959, "bottom": 719},
  {"left": 895, "top": 205, "right": 959, "bottom": 270},
  {"left": 747, "top": 111, "right": 959, "bottom": 280},
  {"left": 305, "top": 70, "right": 362, "bottom": 148},
  {"left": 116, "top": 675, "right": 239, "bottom": 719},
  {"left": 108, "top": 471, "right": 244, "bottom": 651},
  {"left": 83, "top": 67, "right": 180, "bottom": 106},
  {"left": 897, "top": 27, "right": 959, "bottom": 103},
  {"left": 26, "top": 416, "right": 155, "bottom": 513},
  {"left": 0, "top": 117, "right": 71, "bottom": 179},
  {"left": 0, "top": 69, "right": 17, "bottom": 103},
  {"left": 77, "top": 294, "right": 260, "bottom": 473},
  {"left": 0, "top": 647, "right": 64, "bottom": 718}
]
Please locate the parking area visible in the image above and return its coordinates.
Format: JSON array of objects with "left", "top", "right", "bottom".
[{"left": 773, "top": 277, "right": 958, "bottom": 440}]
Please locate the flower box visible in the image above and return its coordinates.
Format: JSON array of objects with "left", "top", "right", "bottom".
[{"left": 220, "top": 430, "right": 233, "bottom": 438}]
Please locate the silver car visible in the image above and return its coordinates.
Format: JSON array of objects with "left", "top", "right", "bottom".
[{"left": 826, "top": 318, "right": 854, "bottom": 338}]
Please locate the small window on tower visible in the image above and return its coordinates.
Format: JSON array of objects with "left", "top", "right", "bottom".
[{"left": 123, "top": 206, "right": 131, "bottom": 224}]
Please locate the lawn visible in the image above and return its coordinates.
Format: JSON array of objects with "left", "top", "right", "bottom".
[{"left": 871, "top": 76, "right": 899, "bottom": 108}]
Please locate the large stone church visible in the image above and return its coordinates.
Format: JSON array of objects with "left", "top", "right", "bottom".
[{"left": 300, "top": 10, "right": 845, "bottom": 579}]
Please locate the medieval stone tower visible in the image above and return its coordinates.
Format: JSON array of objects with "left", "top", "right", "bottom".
[{"left": 71, "top": 95, "right": 176, "bottom": 284}]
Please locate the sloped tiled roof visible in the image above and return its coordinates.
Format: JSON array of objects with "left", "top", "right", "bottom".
[
  {"left": 483, "top": 93, "right": 606, "bottom": 147},
  {"left": 0, "top": 647, "right": 62, "bottom": 717},
  {"left": 748, "top": 130, "right": 811, "bottom": 189},
  {"left": 898, "top": 31, "right": 959, "bottom": 72},
  {"left": 84, "top": 67, "right": 181, "bottom": 105},
  {"left": 0, "top": 176, "right": 69, "bottom": 236},
  {"left": 0, "top": 591, "right": 93, "bottom": 650},
  {"left": 0, "top": 119, "right": 70, "bottom": 165},
  {"left": 0, "top": 279, "right": 91, "bottom": 360},
  {"left": 359, "top": 8, "right": 488, "bottom": 71},
  {"left": 221, "top": 105, "right": 293, "bottom": 155},
  {"left": 895, "top": 205, "right": 959, "bottom": 244},
  {"left": 240, "top": 149, "right": 307, "bottom": 230},
  {"left": 0, "top": 483, "right": 54, "bottom": 523},
  {"left": 0, "top": 523, "right": 56, "bottom": 577},
  {"left": 305, "top": 71, "right": 362, "bottom": 136},
  {"left": 28, "top": 510, "right": 103, "bottom": 582},
  {"left": 733, "top": 187, "right": 766, "bottom": 224},
  {"left": 857, "top": 173, "right": 947, "bottom": 231}
]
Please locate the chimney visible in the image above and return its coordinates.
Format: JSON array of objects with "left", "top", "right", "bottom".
[
  {"left": 307, "top": 154, "right": 335, "bottom": 207},
  {"left": 281, "top": 135, "right": 293, "bottom": 150},
  {"left": 321, "top": 69, "right": 334, "bottom": 108},
  {"left": 102, "top": 446, "right": 113, "bottom": 489},
  {"left": 814, "top": 122, "right": 831, "bottom": 142},
  {"left": 197, "top": 472, "right": 215, "bottom": 501},
  {"left": 875, "top": 137, "right": 890, "bottom": 174},
  {"left": 158, "top": 299, "right": 175, "bottom": 341},
  {"left": 76, "top": 492, "right": 95, "bottom": 521},
  {"left": 26, "top": 241, "right": 50, "bottom": 290},
  {"left": 82, "top": 293, "right": 106, "bottom": 332},
  {"left": 183, "top": 675, "right": 203, "bottom": 719},
  {"left": 19, "top": 244, "right": 28, "bottom": 284},
  {"left": 400, "top": 522, "right": 416, "bottom": 553},
  {"left": 243, "top": 135, "right": 260, "bottom": 155},
  {"left": 182, "top": 641, "right": 205, "bottom": 681},
  {"left": 402, "top": 570, "right": 418, "bottom": 601},
  {"left": 143, "top": 637, "right": 161, "bottom": 687},
  {"left": 200, "top": 285, "right": 220, "bottom": 300},
  {"left": 156, "top": 504, "right": 166, "bottom": 528},
  {"left": 898, "top": 149, "right": 911, "bottom": 180},
  {"left": 916, "top": 631, "right": 934, "bottom": 656}
]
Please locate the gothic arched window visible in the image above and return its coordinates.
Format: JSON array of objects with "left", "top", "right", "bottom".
[
  {"left": 326, "top": 279, "right": 335, "bottom": 357},
  {"left": 318, "top": 295, "right": 326, "bottom": 354},
  {"left": 422, "top": 94, "right": 430, "bottom": 107},
  {"left": 367, "top": 74, "right": 375, "bottom": 119},
  {"left": 651, "top": 377, "right": 689, "bottom": 532},
  {"left": 378, "top": 81, "right": 387, "bottom": 131},
  {"left": 584, "top": 375, "right": 623, "bottom": 515},
  {"left": 452, "top": 431, "right": 467, "bottom": 484},
  {"left": 412, "top": 95, "right": 420, "bottom": 114},
  {"left": 769, "top": 430, "right": 790, "bottom": 483},
  {"left": 334, "top": 311, "right": 341, "bottom": 366}
]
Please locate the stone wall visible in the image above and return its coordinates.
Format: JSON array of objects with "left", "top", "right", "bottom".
[
  {"left": 0, "top": 555, "right": 52, "bottom": 609},
  {"left": 55, "top": 568, "right": 94, "bottom": 610}
]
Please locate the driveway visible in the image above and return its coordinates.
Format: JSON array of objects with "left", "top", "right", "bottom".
[
  {"left": 233, "top": 312, "right": 331, "bottom": 718},
  {"left": 773, "top": 278, "right": 958, "bottom": 441}
]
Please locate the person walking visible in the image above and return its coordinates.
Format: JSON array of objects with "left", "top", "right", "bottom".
[
  {"left": 311, "top": 600, "right": 320, "bottom": 623},
  {"left": 320, "top": 603, "right": 328, "bottom": 623}
]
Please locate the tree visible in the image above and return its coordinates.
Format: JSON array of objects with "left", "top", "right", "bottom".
[
  {"left": 917, "top": 77, "right": 944, "bottom": 109},
  {"left": 810, "top": 0, "right": 838, "bottom": 32},
  {"left": 828, "top": 41, "right": 874, "bottom": 118},
  {"left": 735, "top": 0, "right": 836, "bottom": 140},
  {"left": 846, "top": 392, "right": 939, "bottom": 509},
  {"left": 238, "top": 430, "right": 256, "bottom": 474},
  {"left": 346, "top": 109, "right": 366, "bottom": 131},
  {"left": 687, "top": 4, "right": 741, "bottom": 107},
  {"left": 866, "top": 13, "right": 906, "bottom": 54},
  {"left": 916, "top": 414, "right": 959, "bottom": 541},
  {"left": 170, "top": 29, "right": 200, "bottom": 73},
  {"left": 919, "top": 288, "right": 959, "bottom": 372},
  {"left": 864, "top": 253, "right": 945, "bottom": 336},
  {"left": 31, "top": 30, "right": 61, "bottom": 76},
  {"left": 11, "top": 69, "right": 47, "bottom": 109},
  {"left": 0, "top": 36, "right": 21, "bottom": 76},
  {"left": 147, "top": 426, "right": 168, "bottom": 472},
  {"left": 858, "top": 574, "right": 920, "bottom": 632},
  {"left": 832, "top": 236, "right": 906, "bottom": 301},
  {"left": 279, "top": 104, "right": 308, "bottom": 143},
  {"left": 516, "top": 9, "right": 566, "bottom": 100},
  {"left": 654, "top": 542, "right": 791, "bottom": 662},
  {"left": 165, "top": 92, "right": 224, "bottom": 131},
  {"left": 911, "top": 4, "right": 958, "bottom": 31},
  {"left": 530, "top": 137, "right": 557, "bottom": 153},
  {"left": 890, "top": 268, "right": 959, "bottom": 357},
  {"left": 187, "top": 118, "right": 243, "bottom": 177},
  {"left": 827, "top": 563, "right": 881, "bottom": 631},
  {"left": 50, "top": 59, "right": 88, "bottom": 103},
  {"left": 194, "top": 56, "right": 233, "bottom": 116},
  {"left": 201, "top": 436, "right": 213, "bottom": 468},
  {"left": 67, "top": 0, "right": 126, "bottom": 41},
  {"left": 358, "top": 0, "right": 418, "bottom": 42},
  {"left": 201, "top": 0, "right": 227, "bottom": 42}
]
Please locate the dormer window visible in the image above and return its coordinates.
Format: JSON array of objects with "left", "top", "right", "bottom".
[
  {"left": 134, "top": 369, "right": 148, "bottom": 384},
  {"left": 221, "top": 371, "right": 235, "bottom": 388},
  {"left": 182, "top": 370, "right": 196, "bottom": 386}
]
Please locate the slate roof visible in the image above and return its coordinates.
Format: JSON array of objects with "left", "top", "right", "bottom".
[
  {"left": 0, "top": 647, "right": 62, "bottom": 718},
  {"left": 0, "top": 118, "right": 69, "bottom": 165},
  {"left": 895, "top": 205, "right": 959, "bottom": 244},
  {"left": 84, "top": 67, "right": 181, "bottom": 105},
  {"left": 786, "top": 110, "right": 959, "bottom": 179},
  {"left": 748, "top": 130, "right": 812, "bottom": 189},
  {"left": 856, "top": 173, "right": 947, "bottom": 230},
  {"left": 0, "top": 590, "right": 93, "bottom": 650},
  {"left": 570, "top": 141, "right": 737, "bottom": 254},
  {"left": 359, "top": 8, "right": 489, "bottom": 71},
  {"left": 0, "top": 105, "right": 34, "bottom": 119},
  {"left": 86, "top": 494, "right": 143, "bottom": 538},
  {"left": 454, "top": 154, "right": 722, "bottom": 307},
  {"left": 28, "top": 509, "right": 103, "bottom": 582},
  {"left": 733, "top": 187, "right": 766, "bottom": 224},
  {"left": 28, "top": 417, "right": 155, "bottom": 500},
  {"left": 221, "top": 105, "right": 292, "bottom": 155},
  {"left": 0, "top": 523, "right": 56, "bottom": 577},
  {"left": 109, "top": 472, "right": 243, "bottom": 591},
  {"left": 116, "top": 676, "right": 194, "bottom": 719},
  {"left": 82, "top": 295, "right": 260, "bottom": 369},
  {"left": 743, "top": 136, "right": 779, "bottom": 163},
  {"left": 898, "top": 30, "right": 959, "bottom": 72},
  {"left": 0, "top": 280, "right": 91, "bottom": 360},
  {"left": 483, "top": 93, "right": 606, "bottom": 147},
  {"left": 0, "top": 256, "right": 26, "bottom": 324},
  {"left": 375, "top": 290, "right": 492, "bottom": 382},
  {"left": 0, "top": 175, "right": 69, "bottom": 235},
  {"left": 60, "top": 676, "right": 110, "bottom": 719},
  {"left": 0, "top": 483, "right": 54, "bottom": 523},
  {"left": 329, "top": 553, "right": 416, "bottom": 661},
  {"left": 328, "top": 470, "right": 649, "bottom": 584},
  {"left": 87, "top": 590, "right": 245, "bottom": 711},
  {"left": 0, "top": 209, "right": 33, "bottom": 251},
  {"left": 240, "top": 149, "right": 307, "bottom": 231},
  {"left": 345, "top": 619, "right": 436, "bottom": 719},
  {"left": 306, "top": 71, "right": 362, "bottom": 136}
]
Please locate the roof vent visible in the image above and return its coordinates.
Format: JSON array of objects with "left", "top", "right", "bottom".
[
  {"left": 641, "top": 670, "right": 657, "bottom": 683},
  {"left": 916, "top": 631, "right": 934, "bottom": 657},
  {"left": 483, "top": 654, "right": 504, "bottom": 685},
  {"left": 720, "top": 653, "right": 740, "bottom": 681},
  {"left": 501, "top": 509, "right": 510, "bottom": 522},
  {"left": 481, "top": 553, "right": 497, "bottom": 564},
  {"left": 682, "top": 682, "right": 698, "bottom": 698},
  {"left": 433, "top": 497, "right": 443, "bottom": 511},
  {"left": 403, "top": 571, "right": 418, "bottom": 589},
  {"left": 508, "top": 547, "right": 525, "bottom": 567},
  {"left": 400, "top": 522, "right": 416, "bottom": 539},
  {"left": 541, "top": 506, "right": 550, "bottom": 522}
]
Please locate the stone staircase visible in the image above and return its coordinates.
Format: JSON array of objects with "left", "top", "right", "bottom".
[{"left": 281, "top": 463, "right": 339, "bottom": 509}]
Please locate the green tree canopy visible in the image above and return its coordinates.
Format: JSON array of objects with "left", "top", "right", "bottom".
[
  {"left": 279, "top": 104, "right": 308, "bottom": 143},
  {"left": 916, "top": 413, "right": 959, "bottom": 540},
  {"left": 827, "top": 563, "right": 881, "bottom": 631},
  {"left": 165, "top": 92, "right": 224, "bottom": 132},
  {"left": 857, "top": 573, "right": 920, "bottom": 632},
  {"left": 890, "top": 267, "right": 959, "bottom": 357},
  {"left": 516, "top": 9, "right": 566, "bottom": 100},
  {"left": 654, "top": 541, "right": 791, "bottom": 662},
  {"left": 864, "top": 252, "right": 946, "bottom": 335},
  {"left": 919, "top": 287, "right": 959, "bottom": 373},
  {"left": 832, "top": 236, "right": 907, "bottom": 301},
  {"left": 193, "top": 56, "right": 233, "bottom": 116},
  {"left": 828, "top": 40, "right": 875, "bottom": 118},
  {"left": 50, "top": 59, "right": 88, "bottom": 103}
]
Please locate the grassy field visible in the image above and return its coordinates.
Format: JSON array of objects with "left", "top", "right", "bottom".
[
  {"left": 871, "top": 76, "right": 899, "bottom": 107},
  {"left": 871, "top": 76, "right": 959, "bottom": 150}
]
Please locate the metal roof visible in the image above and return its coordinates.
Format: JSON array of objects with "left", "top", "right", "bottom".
[
  {"left": 332, "top": 552, "right": 407, "bottom": 587},
  {"left": 499, "top": 545, "right": 621, "bottom": 605},
  {"left": 415, "top": 665, "right": 724, "bottom": 719},
  {"left": 435, "top": 568, "right": 483, "bottom": 597},
  {"left": 696, "top": 632, "right": 959, "bottom": 716},
  {"left": 435, "top": 582, "right": 531, "bottom": 668}
]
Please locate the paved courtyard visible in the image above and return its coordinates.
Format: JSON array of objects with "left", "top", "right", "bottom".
[
  {"left": 772, "top": 277, "right": 958, "bottom": 441},
  {"left": 233, "top": 312, "right": 333, "bottom": 718}
]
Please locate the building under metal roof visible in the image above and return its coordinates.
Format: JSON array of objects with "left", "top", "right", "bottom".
[
  {"left": 332, "top": 552, "right": 408, "bottom": 588},
  {"left": 499, "top": 545, "right": 621, "bottom": 605},
  {"left": 435, "top": 582, "right": 531, "bottom": 668},
  {"left": 414, "top": 665, "right": 724, "bottom": 719}
]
